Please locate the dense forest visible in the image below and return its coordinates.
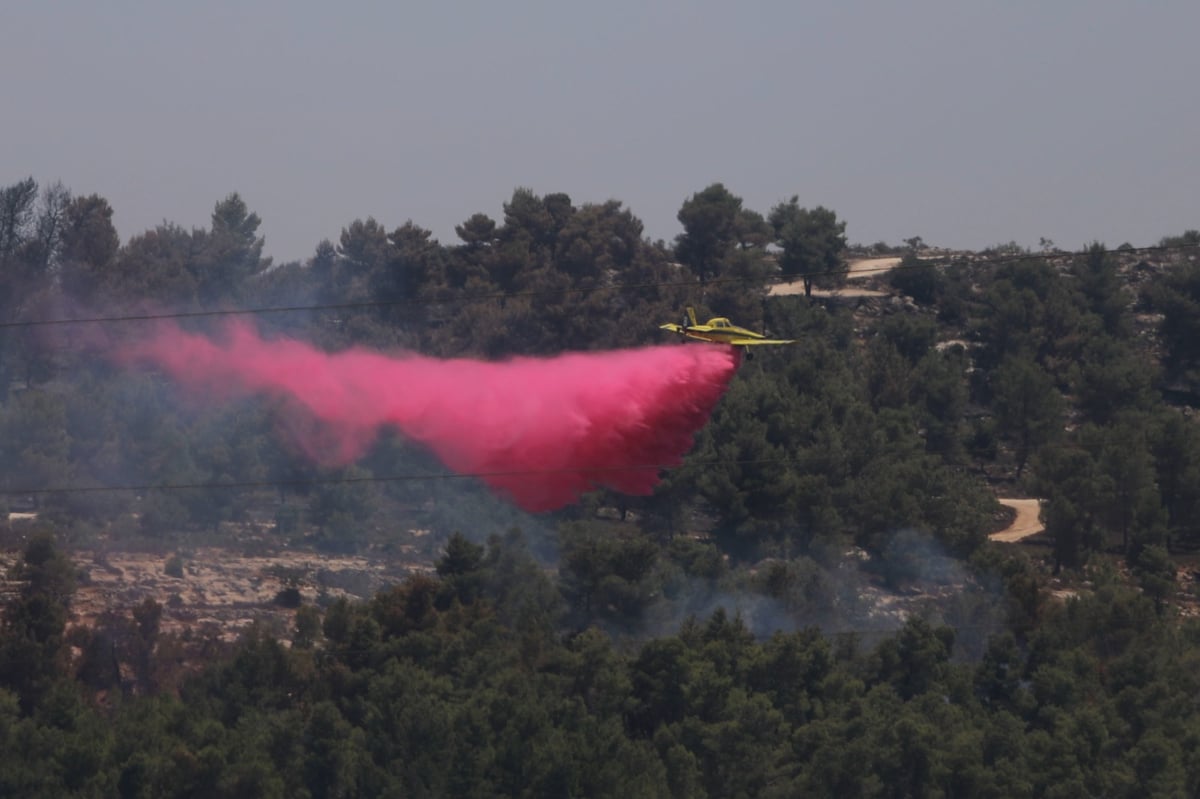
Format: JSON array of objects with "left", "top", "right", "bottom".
[{"left": 3, "top": 176, "right": 1200, "bottom": 795}]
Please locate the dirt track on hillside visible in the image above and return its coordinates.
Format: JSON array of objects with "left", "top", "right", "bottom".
[
  {"left": 770, "top": 256, "right": 900, "bottom": 298},
  {"left": 990, "top": 499, "right": 1044, "bottom": 542}
]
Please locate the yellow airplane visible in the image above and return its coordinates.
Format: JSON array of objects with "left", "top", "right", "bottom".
[{"left": 660, "top": 307, "right": 795, "bottom": 357}]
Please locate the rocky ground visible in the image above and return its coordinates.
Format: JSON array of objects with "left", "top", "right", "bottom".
[
  {"left": 0, "top": 539, "right": 434, "bottom": 642},
  {"left": 2, "top": 499, "right": 1042, "bottom": 647}
]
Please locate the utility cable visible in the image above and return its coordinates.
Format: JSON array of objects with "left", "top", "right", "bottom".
[
  {"left": 0, "top": 457, "right": 801, "bottom": 498},
  {"left": 0, "top": 243, "right": 1191, "bottom": 331},
  {"left": 0, "top": 442, "right": 979, "bottom": 498}
]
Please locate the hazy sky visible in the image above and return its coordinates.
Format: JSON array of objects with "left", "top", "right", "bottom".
[{"left": 4, "top": 1, "right": 1198, "bottom": 264}]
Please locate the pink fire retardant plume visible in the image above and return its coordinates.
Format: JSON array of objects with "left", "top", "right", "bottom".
[{"left": 116, "top": 321, "right": 740, "bottom": 511}]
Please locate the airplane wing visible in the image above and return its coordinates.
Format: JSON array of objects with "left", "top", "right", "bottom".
[{"left": 729, "top": 337, "right": 796, "bottom": 346}]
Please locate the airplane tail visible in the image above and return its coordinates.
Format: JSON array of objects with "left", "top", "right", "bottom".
[{"left": 685, "top": 306, "right": 698, "bottom": 327}]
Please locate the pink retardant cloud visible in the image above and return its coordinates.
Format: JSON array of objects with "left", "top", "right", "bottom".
[{"left": 116, "top": 321, "right": 739, "bottom": 511}]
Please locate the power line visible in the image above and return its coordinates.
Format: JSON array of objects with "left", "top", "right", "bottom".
[
  {"left": 0, "top": 435, "right": 982, "bottom": 499},
  {"left": 302, "top": 624, "right": 1010, "bottom": 660},
  {"left": 0, "top": 243, "right": 1178, "bottom": 499},
  {"left": 1, "top": 243, "right": 1191, "bottom": 332},
  {"left": 0, "top": 456, "right": 817, "bottom": 498}
]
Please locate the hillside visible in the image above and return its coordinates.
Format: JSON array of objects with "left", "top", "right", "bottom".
[{"left": 4, "top": 178, "right": 1200, "bottom": 794}]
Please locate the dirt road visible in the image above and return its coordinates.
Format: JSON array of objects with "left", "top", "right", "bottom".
[
  {"left": 769, "top": 256, "right": 901, "bottom": 297},
  {"left": 845, "top": 256, "right": 903, "bottom": 280},
  {"left": 990, "top": 499, "right": 1044, "bottom": 542}
]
